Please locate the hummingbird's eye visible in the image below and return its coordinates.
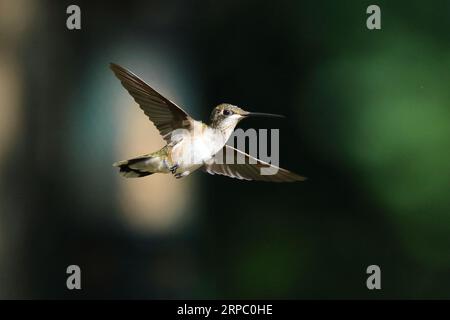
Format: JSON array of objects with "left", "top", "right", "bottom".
[{"left": 222, "top": 109, "right": 232, "bottom": 116}]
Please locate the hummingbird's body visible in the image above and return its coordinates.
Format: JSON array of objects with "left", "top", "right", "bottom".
[
  {"left": 110, "top": 63, "right": 306, "bottom": 182},
  {"left": 170, "top": 121, "right": 227, "bottom": 175}
]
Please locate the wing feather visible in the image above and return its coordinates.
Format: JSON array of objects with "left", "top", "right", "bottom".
[
  {"left": 110, "top": 63, "right": 193, "bottom": 141},
  {"left": 203, "top": 145, "right": 306, "bottom": 182}
]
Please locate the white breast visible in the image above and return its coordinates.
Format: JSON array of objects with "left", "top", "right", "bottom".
[{"left": 170, "top": 122, "right": 227, "bottom": 173}]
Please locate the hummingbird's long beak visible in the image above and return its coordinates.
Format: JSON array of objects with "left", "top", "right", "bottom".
[{"left": 243, "top": 111, "right": 285, "bottom": 119}]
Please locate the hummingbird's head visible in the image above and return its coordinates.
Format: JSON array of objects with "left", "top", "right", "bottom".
[
  {"left": 209, "top": 104, "right": 247, "bottom": 130},
  {"left": 210, "top": 103, "right": 285, "bottom": 131}
]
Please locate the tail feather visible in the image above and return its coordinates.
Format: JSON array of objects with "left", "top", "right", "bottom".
[{"left": 113, "top": 156, "right": 154, "bottom": 178}]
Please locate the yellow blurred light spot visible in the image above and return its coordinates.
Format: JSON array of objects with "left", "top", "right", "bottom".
[{"left": 115, "top": 101, "right": 195, "bottom": 233}]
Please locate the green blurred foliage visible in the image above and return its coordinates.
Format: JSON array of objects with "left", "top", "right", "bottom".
[{"left": 305, "top": 26, "right": 450, "bottom": 268}]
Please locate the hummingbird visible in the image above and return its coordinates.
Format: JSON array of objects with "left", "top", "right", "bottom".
[{"left": 110, "top": 63, "right": 306, "bottom": 182}]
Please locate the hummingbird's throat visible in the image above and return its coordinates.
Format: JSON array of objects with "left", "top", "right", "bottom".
[{"left": 217, "top": 123, "right": 237, "bottom": 140}]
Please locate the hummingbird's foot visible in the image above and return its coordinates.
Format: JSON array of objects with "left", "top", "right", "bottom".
[
  {"left": 174, "top": 171, "right": 190, "bottom": 179},
  {"left": 169, "top": 164, "right": 179, "bottom": 174}
]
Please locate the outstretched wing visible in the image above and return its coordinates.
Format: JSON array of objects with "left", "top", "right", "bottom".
[
  {"left": 203, "top": 145, "right": 306, "bottom": 182},
  {"left": 110, "top": 63, "right": 193, "bottom": 142}
]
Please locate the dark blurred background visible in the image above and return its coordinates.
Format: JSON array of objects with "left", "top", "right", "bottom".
[{"left": 0, "top": 0, "right": 449, "bottom": 299}]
